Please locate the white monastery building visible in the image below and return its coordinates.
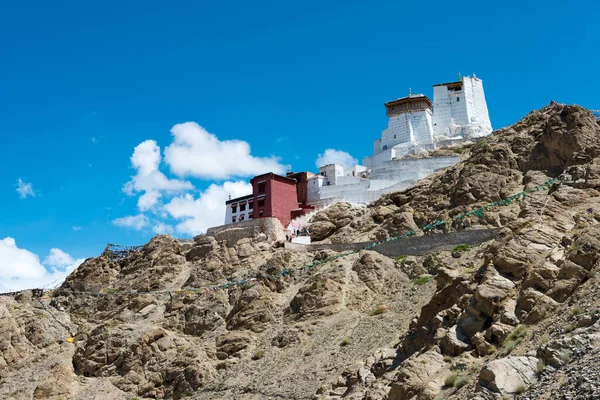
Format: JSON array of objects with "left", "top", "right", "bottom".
[
  {"left": 216, "top": 73, "right": 494, "bottom": 228},
  {"left": 363, "top": 75, "right": 492, "bottom": 168}
]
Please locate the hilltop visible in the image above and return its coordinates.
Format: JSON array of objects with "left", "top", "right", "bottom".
[{"left": 1, "top": 102, "right": 600, "bottom": 400}]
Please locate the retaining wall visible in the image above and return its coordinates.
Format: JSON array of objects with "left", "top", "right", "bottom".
[
  {"left": 206, "top": 217, "right": 285, "bottom": 246},
  {"left": 284, "top": 228, "right": 501, "bottom": 256}
]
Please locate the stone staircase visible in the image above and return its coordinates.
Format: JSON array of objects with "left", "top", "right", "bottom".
[{"left": 286, "top": 204, "right": 333, "bottom": 231}]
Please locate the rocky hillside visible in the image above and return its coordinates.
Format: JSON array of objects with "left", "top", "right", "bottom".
[{"left": 1, "top": 103, "right": 600, "bottom": 400}]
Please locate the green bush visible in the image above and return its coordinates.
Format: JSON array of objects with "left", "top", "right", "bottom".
[
  {"left": 252, "top": 350, "right": 265, "bottom": 360},
  {"left": 412, "top": 274, "right": 433, "bottom": 285},
  {"left": 536, "top": 359, "right": 546, "bottom": 373},
  {"left": 340, "top": 338, "right": 350, "bottom": 347},
  {"left": 444, "top": 372, "right": 459, "bottom": 387},
  {"left": 395, "top": 255, "right": 408, "bottom": 261},
  {"left": 502, "top": 340, "right": 516, "bottom": 355},
  {"left": 370, "top": 305, "right": 390, "bottom": 316},
  {"left": 506, "top": 324, "right": 528, "bottom": 342},
  {"left": 453, "top": 375, "right": 469, "bottom": 389},
  {"left": 452, "top": 244, "right": 471, "bottom": 253}
]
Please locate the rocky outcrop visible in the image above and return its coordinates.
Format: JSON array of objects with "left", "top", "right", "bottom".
[
  {"left": 479, "top": 356, "right": 539, "bottom": 394},
  {"left": 2, "top": 103, "right": 600, "bottom": 400}
]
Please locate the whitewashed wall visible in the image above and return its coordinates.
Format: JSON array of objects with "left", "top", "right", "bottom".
[
  {"left": 380, "top": 109, "right": 434, "bottom": 151},
  {"left": 467, "top": 77, "right": 493, "bottom": 137},
  {"left": 344, "top": 165, "right": 367, "bottom": 176},
  {"left": 224, "top": 199, "right": 254, "bottom": 225},
  {"left": 433, "top": 76, "right": 492, "bottom": 139},
  {"left": 307, "top": 175, "right": 325, "bottom": 204},
  {"left": 311, "top": 156, "right": 461, "bottom": 206}
]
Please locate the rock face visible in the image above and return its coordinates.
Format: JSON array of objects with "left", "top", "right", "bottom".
[
  {"left": 2, "top": 103, "right": 600, "bottom": 400},
  {"left": 479, "top": 356, "right": 539, "bottom": 394}
]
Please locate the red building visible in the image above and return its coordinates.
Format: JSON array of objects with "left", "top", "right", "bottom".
[{"left": 250, "top": 172, "right": 299, "bottom": 227}]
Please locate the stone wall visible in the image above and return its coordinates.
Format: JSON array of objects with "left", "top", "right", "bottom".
[
  {"left": 284, "top": 228, "right": 501, "bottom": 256},
  {"left": 206, "top": 217, "right": 285, "bottom": 246}
]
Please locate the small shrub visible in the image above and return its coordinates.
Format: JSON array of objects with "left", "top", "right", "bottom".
[
  {"left": 452, "top": 244, "right": 471, "bottom": 253},
  {"left": 502, "top": 340, "right": 516, "bottom": 355},
  {"left": 306, "top": 330, "right": 313, "bottom": 336},
  {"left": 488, "top": 344, "right": 498, "bottom": 354},
  {"left": 395, "top": 255, "right": 407, "bottom": 261},
  {"left": 462, "top": 265, "right": 476, "bottom": 275},
  {"left": 443, "top": 355, "right": 452, "bottom": 362},
  {"left": 558, "top": 350, "right": 572, "bottom": 363},
  {"left": 515, "top": 383, "right": 527, "bottom": 394},
  {"left": 540, "top": 334, "right": 551, "bottom": 345},
  {"left": 33, "top": 386, "right": 52, "bottom": 398},
  {"left": 506, "top": 324, "right": 528, "bottom": 341},
  {"left": 571, "top": 305, "right": 584, "bottom": 316},
  {"left": 564, "top": 323, "right": 575, "bottom": 333},
  {"left": 252, "top": 350, "right": 265, "bottom": 360},
  {"left": 340, "top": 338, "right": 350, "bottom": 347},
  {"left": 444, "top": 372, "right": 459, "bottom": 387},
  {"left": 370, "top": 305, "right": 390, "bottom": 316},
  {"left": 536, "top": 359, "right": 546, "bottom": 374},
  {"left": 453, "top": 375, "right": 469, "bottom": 389},
  {"left": 412, "top": 274, "right": 433, "bottom": 285}
]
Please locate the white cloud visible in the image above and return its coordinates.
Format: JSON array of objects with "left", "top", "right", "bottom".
[
  {"left": 0, "top": 238, "right": 84, "bottom": 293},
  {"left": 91, "top": 136, "right": 97, "bottom": 144},
  {"left": 164, "top": 180, "right": 252, "bottom": 236},
  {"left": 112, "top": 214, "right": 149, "bottom": 230},
  {"left": 315, "top": 149, "right": 358, "bottom": 169},
  {"left": 16, "top": 178, "right": 35, "bottom": 199},
  {"left": 72, "top": 226, "right": 82, "bottom": 231},
  {"left": 164, "top": 122, "right": 286, "bottom": 180},
  {"left": 137, "top": 190, "right": 162, "bottom": 211},
  {"left": 153, "top": 222, "right": 174, "bottom": 235},
  {"left": 43, "top": 248, "right": 80, "bottom": 269},
  {"left": 123, "top": 140, "right": 193, "bottom": 211}
]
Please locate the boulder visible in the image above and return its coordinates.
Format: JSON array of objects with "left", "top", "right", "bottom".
[
  {"left": 288, "top": 276, "right": 343, "bottom": 318},
  {"left": 479, "top": 356, "right": 539, "bottom": 394},
  {"left": 309, "top": 221, "right": 338, "bottom": 241},
  {"left": 388, "top": 349, "right": 445, "bottom": 400},
  {"left": 216, "top": 331, "right": 254, "bottom": 357},
  {"left": 440, "top": 325, "right": 470, "bottom": 356}
]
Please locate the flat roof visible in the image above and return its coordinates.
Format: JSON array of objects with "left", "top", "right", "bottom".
[
  {"left": 226, "top": 193, "right": 253, "bottom": 205},
  {"left": 433, "top": 80, "right": 463, "bottom": 88},
  {"left": 250, "top": 172, "right": 297, "bottom": 185},
  {"left": 384, "top": 94, "right": 432, "bottom": 109}
]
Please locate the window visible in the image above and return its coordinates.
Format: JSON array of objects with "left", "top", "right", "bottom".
[
  {"left": 258, "top": 183, "right": 266, "bottom": 193},
  {"left": 231, "top": 205, "right": 237, "bottom": 213},
  {"left": 383, "top": 145, "right": 388, "bottom": 150},
  {"left": 239, "top": 215, "right": 244, "bottom": 221},
  {"left": 457, "top": 97, "right": 460, "bottom": 102},
  {"left": 248, "top": 213, "right": 253, "bottom": 219},
  {"left": 232, "top": 216, "right": 236, "bottom": 223},
  {"left": 259, "top": 210, "right": 263, "bottom": 217},
  {"left": 240, "top": 203, "right": 246, "bottom": 211},
  {"left": 258, "top": 199, "right": 265, "bottom": 207},
  {"left": 248, "top": 201, "right": 253, "bottom": 210},
  {"left": 394, "top": 134, "right": 396, "bottom": 139}
]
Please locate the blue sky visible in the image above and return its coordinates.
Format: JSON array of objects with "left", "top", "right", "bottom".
[{"left": 1, "top": 0, "right": 598, "bottom": 291}]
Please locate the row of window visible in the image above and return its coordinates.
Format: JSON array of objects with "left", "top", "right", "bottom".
[
  {"left": 232, "top": 209, "right": 264, "bottom": 223},
  {"left": 231, "top": 199, "right": 265, "bottom": 214}
]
